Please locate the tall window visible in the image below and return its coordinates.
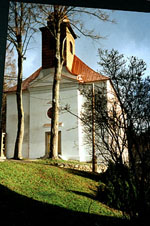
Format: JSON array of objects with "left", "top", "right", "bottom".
[{"left": 70, "top": 41, "right": 73, "bottom": 54}]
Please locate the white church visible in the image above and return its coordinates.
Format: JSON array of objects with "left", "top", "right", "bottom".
[{"left": 6, "top": 19, "right": 116, "bottom": 162}]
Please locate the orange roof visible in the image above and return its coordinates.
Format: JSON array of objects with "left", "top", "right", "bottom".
[
  {"left": 71, "top": 55, "right": 109, "bottom": 83},
  {"left": 5, "top": 67, "right": 42, "bottom": 93},
  {"left": 5, "top": 55, "right": 108, "bottom": 93}
]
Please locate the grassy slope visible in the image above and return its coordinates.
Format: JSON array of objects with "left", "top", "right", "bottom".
[{"left": 0, "top": 160, "right": 128, "bottom": 226}]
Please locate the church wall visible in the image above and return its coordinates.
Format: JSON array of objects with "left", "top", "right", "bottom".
[
  {"left": 28, "top": 83, "right": 79, "bottom": 160},
  {"left": 77, "top": 88, "right": 92, "bottom": 162},
  {"left": 77, "top": 82, "right": 109, "bottom": 163},
  {"left": 6, "top": 92, "right": 30, "bottom": 158},
  {"left": 59, "top": 85, "right": 79, "bottom": 160},
  {"left": 29, "top": 89, "right": 51, "bottom": 159}
]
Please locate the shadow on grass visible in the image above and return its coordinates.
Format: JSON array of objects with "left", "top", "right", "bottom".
[
  {"left": 68, "top": 190, "right": 97, "bottom": 201},
  {"left": 0, "top": 184, "right": 133, "bottom": 226},
  {"left": 8, "top": 160, "right": 101, "bottom": 182},
  {"left": 66, "top": 168, "right": 101, "bottom": 182}
]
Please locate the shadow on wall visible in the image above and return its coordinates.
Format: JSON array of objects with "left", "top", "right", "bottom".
[{"left": 0, "top": 183, "right": 131, "bottom": 226}]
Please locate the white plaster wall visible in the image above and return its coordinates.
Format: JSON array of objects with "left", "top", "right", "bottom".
[
  {"left": 6, "top": 92, "right": 29, "bottom": 158},
  {"left": 77, "top": 82, "right": 108, "bottom": 163},
  {"left": 7, "top": 71, "right": 112, "bottom": 162},
  {"left": 59, "top": 84, "right": 79, "bottom": 160},
  {"left": 77, "top": 88, "right": 91, "bottom": 162},
  {"left": 28, "top": 81, "right": 80, "bottom": 160},
  {"left": 29, "top": 88, "right": 52, "bottom": 158}
]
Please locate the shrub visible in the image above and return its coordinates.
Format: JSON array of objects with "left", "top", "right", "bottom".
[{"left": 98, "top": 161, "right": 138, "bottom": 218}]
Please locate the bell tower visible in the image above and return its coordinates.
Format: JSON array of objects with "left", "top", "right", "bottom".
[{"left": 40, "top": 18, "right": 77, "bottom": 71}]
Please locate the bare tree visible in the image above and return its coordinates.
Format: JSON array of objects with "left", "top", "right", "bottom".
[
  {"left": 79, "top": 82, "right": 128, "bottom": 166},
  {"left": 65, "top": 49, "right": 150, "bottom": 218},
  {"left": 2, "top": 46, "right": 17, "bottom": 133},
  {"left": 7, "top": 2, "right": 37, "bottom": 159},
  {"left": 81, "top": 49, "right": 150, "bottom": 220},
  {"left": 97, "top": 49, "right": 150, "bottom": 168},
  {"left": 5, "top": 46, "right": 17, "bottom": 87},
  {"left": 35, "top": 5, "right": 114, "bottom": 159}
]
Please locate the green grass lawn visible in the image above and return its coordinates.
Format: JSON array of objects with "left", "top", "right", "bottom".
[{"left": 0, "top": 160, "right": 129, "bottom": 226}]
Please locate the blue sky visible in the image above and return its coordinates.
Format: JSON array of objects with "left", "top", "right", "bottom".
[{"left": 23, "top": 8, "right": 150, "bottom": 78}]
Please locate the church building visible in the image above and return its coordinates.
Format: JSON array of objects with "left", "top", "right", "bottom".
[{"left": 6, "top": 19, "right": 112, "bottom": 161}]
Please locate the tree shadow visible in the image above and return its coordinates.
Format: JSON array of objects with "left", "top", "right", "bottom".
[
  {"left": 9, "top": 160, "right": 101, "bottom": 182},
  {"left": 66, "top": 168, "right": 101, "bottom": 182},
  {"left": 0, "top": 183, "right": 133, "bottom": 226},
  {"left": 68, "top": 190, "right": 97, "bottom": 201}
]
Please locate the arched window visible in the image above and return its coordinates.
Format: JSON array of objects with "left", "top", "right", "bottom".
[{"left": 70, "top": 41, "right": 73, "bottom": 54}]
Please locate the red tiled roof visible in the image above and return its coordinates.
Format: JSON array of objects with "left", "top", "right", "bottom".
[
  {"left": 71, "top": 55, "right": 109, "bottom": 83},
  {"left": 5, "top": 55, "right": 108, "bottom": 93},
  {"left": 5, "top": 67, "right": 42, "bottom": 93}
]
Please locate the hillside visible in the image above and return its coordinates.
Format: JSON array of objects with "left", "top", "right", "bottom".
[{"left": 0, "top": 160, "right": 129, "bottom": 226}]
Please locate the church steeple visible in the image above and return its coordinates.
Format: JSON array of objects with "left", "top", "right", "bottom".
[{"left": 40, "top": 17, "right": 77, "bottom": 71}]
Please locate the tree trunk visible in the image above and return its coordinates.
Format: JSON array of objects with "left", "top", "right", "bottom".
[
  {"left": 49, "top": 19, "right": 62, "bottom": 159},
  {"left": 92, "top": 83, "right": 97, "bottom": 172},
  {"left": 14, "top": 49, "right": 24, "bottom": 159}
]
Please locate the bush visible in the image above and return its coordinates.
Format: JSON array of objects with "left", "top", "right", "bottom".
[{"left": 98, "top": 161, "right": 138, "bottom": 218}]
